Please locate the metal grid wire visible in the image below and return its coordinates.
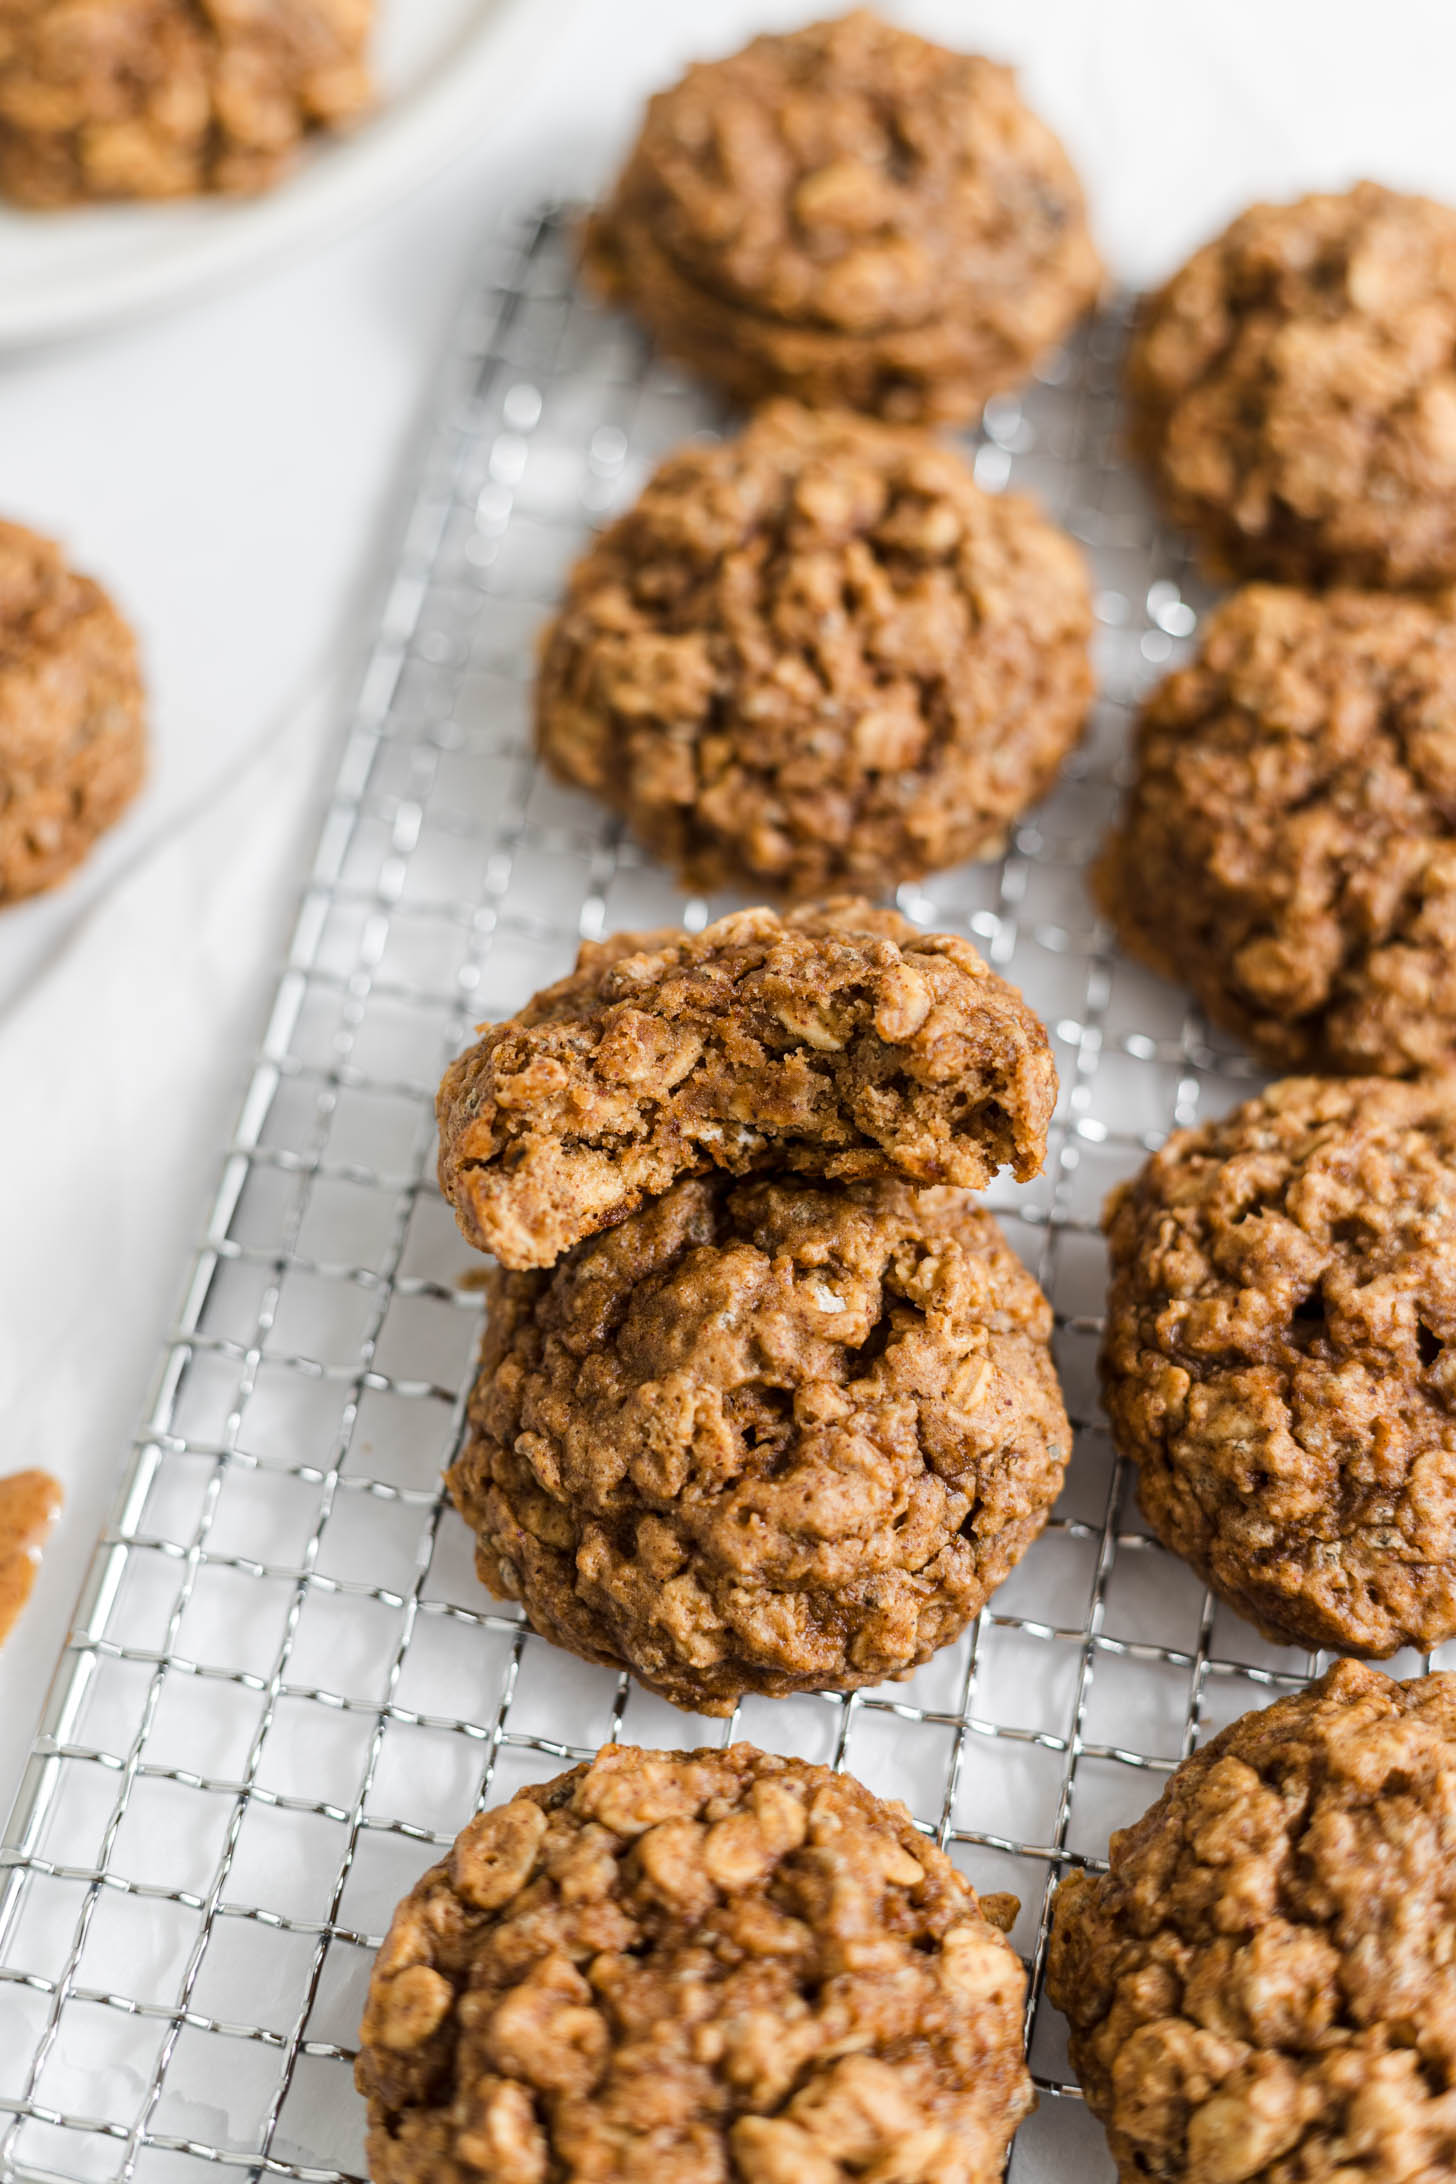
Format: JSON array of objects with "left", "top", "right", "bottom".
[{"left": 1, "top": 200, "right": 1412, "bottom": 2184}]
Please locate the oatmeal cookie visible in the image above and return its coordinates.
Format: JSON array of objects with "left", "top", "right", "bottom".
[
  {"left": 449, "top": 1173, "right": 1069, "bottom": 1713},
  {"left": 537, "top": 402, "right": 1093, "bottom": 898},
  {"left": 436, "top": 901, "right": 1057, "bottom": 1270},
  {"left": 0, "top": 0, "right": 372, "bottom": 207},
  {"left": 584, "top": 10, "right": 1101, "bottom": 424},
  {"left": 0, "top": 520, "right": 145, "bottom": 904},
  {"left": 1049, "top": 1661, "right": 1456, "bottom": 2184},
  {"left": 1128, "top": 182, "right": 1456, "bottom": 588},
  {"left": 357, "top": 1743, "right": 1034, "bottom": 2184},
  {"left": 1097, "top": 584, "right": 1456, "bottom": 1076},
  {"left": 1101, "top": 1074, "right": 1456, "bottom": 1657}
]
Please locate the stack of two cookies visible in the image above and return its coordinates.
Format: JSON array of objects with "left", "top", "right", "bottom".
[{"left": 432, "top": 898, "right": 1073, "bottom": 1718}]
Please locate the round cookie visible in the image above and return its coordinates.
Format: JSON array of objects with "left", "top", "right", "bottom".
[
  {"left": 1048, "top": 1661, "right": 1456, "bottom": 2184},
  {"left": 0, "top": 0, "right": 373, "bottom": 207},
  {"left": 1127, "top": 181, "right": 1456, "bottom": 588},
  {"left": 357, "top": 1743, "right": 1034, "bottom": 2184},
  {"left": 1096, "top": 584, "right": 1456, "bottom": 1076},
  {"left": 1100, "top": 585, "right": 1456, "bottom": 1078},
  {"left": 436, "top": 901, "right": 1057, "bottom": 1271},
  {"left": 1100, "top": 1074, "right": 1456, "bottom": 1658},
  {"left": 0, "top": 520, "right": 145, "bottom": 905},
  {"left": 537, "top": 402, "right": 1094, "bottom": 898},
  {"left": 449, "top": 1172, "right": 1070, "bottom": 1713},
  {"left": 584, "top": 10, "right": 1101, "bottom": 424}
]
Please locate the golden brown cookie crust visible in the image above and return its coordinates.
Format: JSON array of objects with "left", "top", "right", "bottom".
[
  {"left": 1127, "top": 181, "right": 1456, "bottom": 588},
  {"left": 356, "top": 1743, "right": 1034, "bottom": 2184},
  {"left": 537, "top": 402, "right": 1093, "bottom": 899},
  {"left": 0, "top": 0, "right": 372, "bottom": 206},
  {"left": 1097, "top": 583, "right": 1456, "bottom": 1077},
  {"left": 435, "top": 901, "right": 1058, "bottom": 1271},
  {"left": 585, "top": 10, "right": 1101, "bottom": 423},
  {"left": 0, "top": 520, "right": 145, "bottom": 904},
  {"left": 1048, "top": 1661, "right": 1456, "bottom": 2184},
  {"left": 449, "top": 1173, "right": 1070, "bottom": 1713},
  {"left": 1101, "top": 1074, "right": 1456, "bottom": 1657}
]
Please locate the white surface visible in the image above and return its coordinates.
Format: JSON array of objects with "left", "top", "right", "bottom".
[
  {"left": 0, "top": 0, "right": 565, "bottom": 344},
  {"left": 5, "top": 0, "right": 1456, "bottom": 1911}
]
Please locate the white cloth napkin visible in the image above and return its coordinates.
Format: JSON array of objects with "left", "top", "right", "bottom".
[
  {"left": 0, "top": 177, "right": 484, "bottom": 1798},
  {"left": 0, "top": 688, "right": 331, "bottom": 1805}
]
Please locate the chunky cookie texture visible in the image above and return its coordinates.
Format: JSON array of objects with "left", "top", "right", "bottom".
[
  {"left": 537, "top": 402, "right": 1093, "bottom": 899},
  {"left": 449, "top": 1173, "right": 1069, "bottom": 1713},
  {"left": 357, "top": 1744, "right": 1034, "bottom": 2184},
  {"left": 0, "top": 520, "right": 145, "bottom": 904},
  {"left": 584, "top": 9, "right": 1100, "bottom": 424},
  {"left": 1049, "top": 1662, "right": 1456, "bottom": 2184},
  {"left": 1097, "top": 584, "right": 1456, "bottom": 1076},
  {"left": 0, "top": 0, "right": 372, "bottom": 206},
  {"left": 1101, "top": 1075, "right": 1456, "bottom": 1657},
  {"left": 437, "top": 903, "right": 1057, "bottom": 1271},
  {"left": 1128, "top": 181, "right": 1456, "bottom": 588}
]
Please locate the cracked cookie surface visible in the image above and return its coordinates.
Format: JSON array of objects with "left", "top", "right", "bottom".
[
  {"left": 584, "top": 9, "right": 1100, "bottom": 423},
  {"left": 436, "top": 902, "right": 1056, "bottom": 1271},
  {"left": 1097, "top": 583, "right": 1456, "bottom": 1076},
  {"left": 1127, "top": 181, "right": 1456, "bottom": 587},
  {"left": 1101, "top": 1074, "right": 1456, "bottom": 1656},
  {"left": 0, "top": 0, "right": 372, "bottom": 205},
  {"left": 537, "top": 402, "right": 1092, "bottom": 899},
  {"left": 357, "top": 1742, "right": 1034, "bottom": 2184},
  {"left": 449, "top": 1173, "right": 1069, "bottom": 1713},
  {"left": 1049, "top": 1661, "right": 1456, "bottom": 2184},
  {"left": 0, "top": 520, "right": 145, "bottom": 904}
]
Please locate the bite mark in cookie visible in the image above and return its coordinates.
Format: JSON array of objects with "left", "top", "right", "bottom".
[{"left": 436, "top": 901, "right": 1058, "bottom": 1270}]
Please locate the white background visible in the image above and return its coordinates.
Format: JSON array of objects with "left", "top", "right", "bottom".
[{"left": 4, "top": 0, "right": 1456, "bottom": 1818}]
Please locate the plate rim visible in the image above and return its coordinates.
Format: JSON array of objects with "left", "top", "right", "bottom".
[{"left": 0, "top": 0, "right": 572, "bottom": 348}]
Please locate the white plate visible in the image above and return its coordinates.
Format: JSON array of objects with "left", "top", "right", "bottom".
[{"left": 0, "top": 0, "right": 572, "bottom": 347}]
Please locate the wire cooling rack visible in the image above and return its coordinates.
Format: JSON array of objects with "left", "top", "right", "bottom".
[{"left": 3, "top": 200, "right": 1415, "bottom": 2184}]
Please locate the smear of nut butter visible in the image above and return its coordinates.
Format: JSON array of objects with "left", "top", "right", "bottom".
[{"left": 0, "top": 1470, "right": 61, "bottom": 1649}]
